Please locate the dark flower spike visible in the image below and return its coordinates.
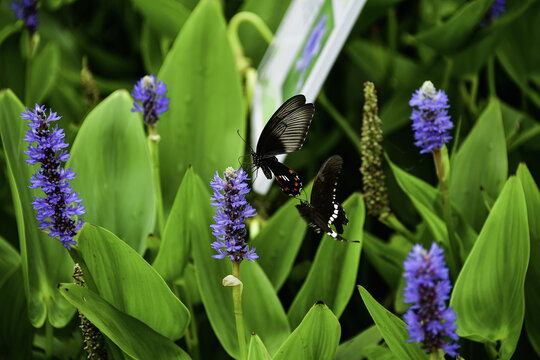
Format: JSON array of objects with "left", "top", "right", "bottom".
[
  {"left": 131, "top": 74, "right": 169, "bottom": 127},
  {"left": 403, "top": 242, "right": 460, "bottom": 357},
  {"left": 360, "top": 82, "right": 390, "bottom": 219},
  {"left": 210, "top": 167, "right": 258, "bottom": 262},
  {"left": 409, "top": 81, "right": 453, "bottom": 154},
  {"left": 11, "top": 0, "right": 39, "bottom": 34},
  {"left": 23, "top": 105, "right": 85, "bottom": 249}
]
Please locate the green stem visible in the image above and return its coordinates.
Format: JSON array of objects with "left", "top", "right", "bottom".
[
  {"left": 228, "top": 11, "right": 274, "bottom": 74},
  {"left": 175, "top": 281, "right": 200, "bottom": 360},
  {"left": 45, "top": 319, "right": 53, "bottom": 358},
  {"left": 24, "top": 33, "right": 37, "bottom": 105},
  {"left": 433, "top": 149, "right": 460, "bottom": 279},
  {"left": 148, "top": 125, "right": 165, "bottom": 237},
  {"left": 232, "top": 261, "right": 247, "bottom": 360},
  {"left": 487, "top": 56, "right": 496, "bottom": 97},
  {"left": 433, "top": 0, "right": 441, "bottom": 24},
  {"left": 318, "top": 92, "right": 363, "bottom": 156},
  {"left": 429, "top": 350, "right": 444, "bottom": 360}
]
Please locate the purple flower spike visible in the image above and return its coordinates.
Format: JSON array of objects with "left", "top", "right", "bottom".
[
  {"left": 23, "top": 105, "right": 85, "bottom": 249},
  {"left": 403, "top": 242, "right": 460, "bottom": 357},
  {"left": 210, "top": 167, "right": 258, "bottom": 262},
  {"left": 409, "top": 81, "right": 453, "bottom": 154},
  {"left": 131, "top": 75, "right": 169, "bottom": 126},
  {"left": 481, "top": 0, "right": 506, "bottom": 26},
  {"left": 11, "top": 0, "right": 39, "bottom": 34}
]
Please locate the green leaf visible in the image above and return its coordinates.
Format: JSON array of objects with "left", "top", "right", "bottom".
[
  {"left": 27, "top": 42, "right": 59, "bottom": 105},
  {"left": 516, "top": 164, "right": 540, "bottom": 357},
  {"left": 388, "top": 159, "right": 447, "bottom": 246},
  {"left": 153, "top": 167, "right": 197, "bottom": 282},
  {"left": 358, "top": 286, "right": 428, "bottom": 360},
  {"left": 77, "top": 223, "right": 190, "bottom": 340},
  {"left": 0, "top": 236, "right": 20, "bottom": 288},
  {"left": 250, "top": 189, "right": 308, "bottom": 291},
  {"left": 189, "top": 170, "right": 289, "bottom": 357},
  {"left": 58, "top": 284, "right": 191, "bottom": 360},
  {"left": 334, "top": 325, "right": 383, "bottom": 360},
  {"left": 247, "top": 334, "right": 271, "bottom": 360},
  {"left": 273, "top": 302, "right": 341, "bottom": 360},
  {"left": 287, "top": 193, "right": 364, "bottom": 328},
  {"left": 0, "top": 89, "right": 75, "bottom": 327},
  {"left": 449, "top": 98, "right": 507, "bottom": 232},
  {"left": 415, "top": 0, "right": 493, "bottom": 54},
  {"left": 141, "top": 21, "right": 166, "bottom": 75},
  {"left": 131, "top": 0, "right": 190, "bottom": 38},
  {"left": 0, "top": 268, "right": 33, "bottom": 359},
  {"left": 68, "top": 90, "right": 155, "bottom": 253},
  {"left": 158, "top": 0, "right": 245, "bottom": 213},
  {"left": 362, "top": 232, "right": 410, "bottom": 289},
  {"left": 450, "top": 177, "right": 529, "bottom": 360}
]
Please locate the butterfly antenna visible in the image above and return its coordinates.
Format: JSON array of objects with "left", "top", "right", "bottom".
[{"left": 236, "top": 129, "right": 254, "bottom": 153}]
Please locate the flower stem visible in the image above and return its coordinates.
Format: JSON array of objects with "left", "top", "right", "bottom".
[
  {"left": 432, "top": 148, "right": 460, "bottom": 278},
  {"left": 232, "top": 261, "right": 247, "bottom": 360},
  {"left": 148, "top": 125, "right": 165, "bottom": 237},
  {"left": 487, "top": 55, "right": 496, "bottom": 97},
  {"left": 228, "top": 11, "right": 274, "bottom": 75},
  {"left": 318, "top": 91, "right": 363, "bottom": 156},
  {"left": 45, "top": 319, "right": 53, "bottom": 358},
  {"left": 429, "top": 350, "right": 444, "bottom": 360}
]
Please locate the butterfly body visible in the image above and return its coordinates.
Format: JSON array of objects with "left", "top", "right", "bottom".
[
  {"left": 296, "top": 155, "right": 355, "bottom": 242},
  {"left": 251, "top": 95, "right": 314, "bottom": 196}
]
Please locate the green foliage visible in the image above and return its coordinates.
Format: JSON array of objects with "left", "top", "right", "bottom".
[
  {"left": 1, "top": 0, "right": 540, "bottom": 358},
  {"left": 450, "top": 177, "right": 529, "bottom": 359}
]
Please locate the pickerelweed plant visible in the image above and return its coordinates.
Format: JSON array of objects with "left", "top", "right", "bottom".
[
  {"left": 11, "top": 0, "right": 39, "bottom": 35},
  {"left": 23, "top": 104, "right": 85, "bottom": 249},
  {"left": 210, "top": 166, "right": 257, "bottom": 360},
  {"left": 409, "top": 81, "right": 460, "bottom": 275},
  {"left": 131, "top": 74, "right": 170, "bottom": 236}
]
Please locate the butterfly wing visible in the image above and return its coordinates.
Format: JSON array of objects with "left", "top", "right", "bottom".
[
  {"left": 296, "top": 202, "right": 351, "bottom": 242},
  {"left": 255, "top": 95, "right": 314, "bottom": 158},
  {"left": 263, "top": 158, "right": 303, "bottom": 196},
  {"left": 311, "top": 155, "right": 349, "bottom": 234}
]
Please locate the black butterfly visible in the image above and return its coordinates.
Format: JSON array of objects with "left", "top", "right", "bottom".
[
  {"left": 251, "top": 94, "right": 314, "bottom": 196},
  {"left": 296, "top": 155, "right": 356, "bottom": 242}
]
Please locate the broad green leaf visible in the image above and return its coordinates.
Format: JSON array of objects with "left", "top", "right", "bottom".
[
  {"left": 363, "top": 345, "right": 398, "bottom": 360},
  {"left": 501, "top": 102, "right": 540, "bottom": 150},
  {"left": 68, "top": 90, "right": 155, "bottom": 253},
  {"left": 358, "top": 286, "right": 428, "bottom": 360},
  {"left": 388, "top": 159, "right": 447, "bottom": 246},
  {"left": 450, "top": 177, "right": 529, "bottom": 360},
  {"left": 0, "top": 89, "right": 74, "bottom": 327},
  {"left": 334, "top": 325, "right": 383, "bottom": 360},
  {"left": 77, "top": 223, "right": 190, "bottom": 340},
  {"left": 0, "top": 268, "right": 33, "bottom": 359},
  {"left": 449, "top": 98, "right": 507, "bottom": 232},
  {"left": 273, "top": 303, "right": 341, "bottom": 360},
  {"left": 496, "top": 1, "right": 540, "bottom": 108},
  {"left": 27, "top": 42, "right": 59, "bottom": 105},
  {"left": 362, "top": 232, "right": 409, "bottom": 289},
  {"left": 153, "top": 167, "right": 197, "bottom": 282},
  {"left": 247, "top": 334, "right": 271, "bottom": 360},
  {"left": 58, "top": 284, "right": 191, "bottom": 360},
  {"left": 516, "top": 164, "right": 540, "bottom": 357},
  {"left": 0, "top": 236, "right": 20, "bottom": 288},
  {"left": 287, "top": 193, "right": 364, "bottom": 328},
  {"left": 190, "top": 170, "right": 289, "bottom": 358},
  {"left": 131, "top": 0, "right": 190, "bottom": 38},
  {"left": 158, "top": 0, "right": 245, "bottom": 213},
  {"left": 250, "top": 188, "right": 308, "bottom": 291},
  {"left": 415, "top": 0, "right": 493, "bottom": 54}
]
